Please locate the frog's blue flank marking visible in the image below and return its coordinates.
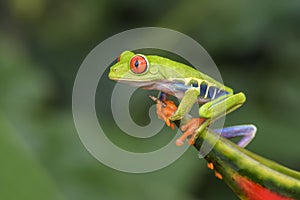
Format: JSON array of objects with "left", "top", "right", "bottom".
[
  {"left": 200, "top": 82, "right": 208, "bottom": 98},
  {"left": 208, "top": 86, "right": 229, "bottom": 100},
  {"left": 192, "top": 82, "right": 198, "bottom": 87}
]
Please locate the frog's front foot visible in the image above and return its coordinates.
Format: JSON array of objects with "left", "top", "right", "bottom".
[
  {"left": 176, "top": 118, "right": 206, "bottom": 146},
  {"left": 154, "top": 99, "right": 177, "bottom": 130}
]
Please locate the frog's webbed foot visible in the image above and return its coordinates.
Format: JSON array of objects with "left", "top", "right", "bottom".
[
  {"left": 176, "top": 118, "right": 206, "bottom": 146},
  {"left": 151, "top": 96, "right": 177, "bottom": 130}
]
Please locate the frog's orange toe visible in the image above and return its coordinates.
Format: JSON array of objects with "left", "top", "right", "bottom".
[
  {"left": 176, "top": 139, "right": 184, "bottom": 146},
  {"left": 206, "top": 162, "right": 222, "bottom": 179},
  {"left": 214, "top": 171, "right": 223, "bottom": 180},
  {"left": 170, "top": 123, "right": 175, "bottom": 130},
  {"left": 154, "top": 98, "right": 177, "bottom": 130},
  {"left": 188, "top": 137, "right": 195, "bottom": 145},
  {"left": 207, "top": 162, "right": 214, "bottom": 170}
]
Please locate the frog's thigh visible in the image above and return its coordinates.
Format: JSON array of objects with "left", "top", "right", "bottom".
[
  {"left": 199, "top": 92, "right": 246, "bottom": 119},
  {"left": 169, "top": 88, "right": 199, "bottom": 121}
]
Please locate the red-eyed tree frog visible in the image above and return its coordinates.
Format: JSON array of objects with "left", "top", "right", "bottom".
[{"left": 108, "top": 51, "right": 256, "bottom": 148}]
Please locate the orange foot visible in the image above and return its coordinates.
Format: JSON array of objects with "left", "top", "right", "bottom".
[
  {"left": 150, "top": 96, "right": 177, "bottom": 130},
  {"left": 176, "top": 118, "right": 206, "bottom": 146}
]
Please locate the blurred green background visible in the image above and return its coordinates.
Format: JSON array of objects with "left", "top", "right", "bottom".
[{"left": 1, "top": 0, "right": 300, "bottom": 199}]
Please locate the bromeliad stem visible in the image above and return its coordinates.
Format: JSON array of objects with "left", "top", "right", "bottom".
[{"left": 194, "top": 129, "right": 300, "bottom": 200}]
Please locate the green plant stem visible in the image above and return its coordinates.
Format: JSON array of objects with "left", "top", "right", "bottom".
[{"left": 193, "top": 129, "right": 300, "bottom": 199}]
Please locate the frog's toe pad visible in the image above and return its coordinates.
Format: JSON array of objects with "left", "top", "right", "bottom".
[
  {"left": 176, "top": 139, "right": 184, "bottom": 146},
  {"left": 214, "top": 171, "right": 223, "bottom": 180},
  {"left": 207, "top": 162, "right": 214, "bottom": 170}
]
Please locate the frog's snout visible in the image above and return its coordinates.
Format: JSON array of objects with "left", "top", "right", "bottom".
[
  {"left": 108, "top": 65, "right": 121, "bottom": 80},
  {"left": 111, "top": 66, "right": 117, "bottom": 72},
  {"left": 108, "top": 67, "right": 116, "bottom": 79}
]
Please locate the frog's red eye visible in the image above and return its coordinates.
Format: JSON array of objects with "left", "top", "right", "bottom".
[
  {"left": 117, "top": 55, "right": 121, "bottom": 62},
  {"left": 129, "top": 55, "right": 148, "bottom": 74}
]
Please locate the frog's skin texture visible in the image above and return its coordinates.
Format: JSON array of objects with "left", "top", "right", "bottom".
[{"left": 109, "top": 51, "right": 256, "bottom": 148}]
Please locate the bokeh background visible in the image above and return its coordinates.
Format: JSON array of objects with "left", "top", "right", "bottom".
[{"left": 1, "top": 0, "right": 300, "bottom": 199}]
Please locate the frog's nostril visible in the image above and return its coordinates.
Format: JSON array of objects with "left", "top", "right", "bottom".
[{"left": 113, "top": 68, "right": 117, "bottom": 72}]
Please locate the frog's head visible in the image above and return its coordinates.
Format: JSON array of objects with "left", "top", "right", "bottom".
[{"left": 108, "top": 51, "right": 168, "bottom": 85}]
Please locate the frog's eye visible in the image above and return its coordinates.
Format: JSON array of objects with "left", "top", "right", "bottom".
[
  {"left": 117, "top": 54, "right": 121, "bottom": 62},
  {"left": 129, "top": 55, "right": 148, "bottom": 74}
]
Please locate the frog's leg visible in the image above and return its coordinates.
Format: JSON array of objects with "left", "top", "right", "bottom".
[
  {"left": 151, "top": 89, "right": 200, "bottom": 144},
  {"left": 161, "top": 88, "right": 203, "bottom": 146},
  {"left": 207, "top": 124, "right": 256, "bottom": 179},
  {"left": 169, "top": 88, "right": 199, "bottom": 121},
  {"left": 192, "top": 92, "right": 247, "bottom": 142},
  {"left": 213, "top": 124, "right": 257, "bottom": 148},
  {"left": 175, "top": 92, "right": 246, "bottom": 146},
  {"left": 197, "top": 93, "right": 249, "bottom": 179}
]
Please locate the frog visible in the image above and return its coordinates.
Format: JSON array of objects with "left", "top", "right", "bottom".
[{"left": 108, "top": 51, "right": 256, "bottom": 148}]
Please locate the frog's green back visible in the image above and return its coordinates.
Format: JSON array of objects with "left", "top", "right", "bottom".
[
  {"left": 147, "top": 55, "right": 232, "bottom": 93},
  {"left": 109, "top": 51, "right": 233, "bottom": 94}
]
